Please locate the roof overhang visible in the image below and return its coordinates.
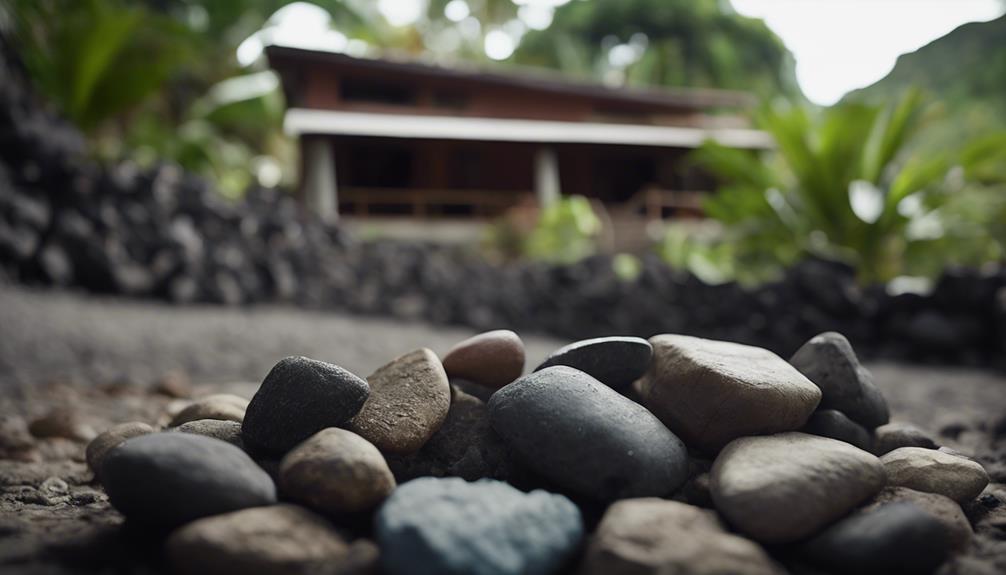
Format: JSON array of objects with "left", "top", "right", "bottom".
[{"left": 284, "top": 108, "right": 773, "bottom": 150}]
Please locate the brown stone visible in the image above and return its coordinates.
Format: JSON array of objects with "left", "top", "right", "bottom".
[
  {"left": 639, "top": 335, "right": 821, "bottom": 453},
  {"left": 170, "top": 394, "right": 249, "bottom": 427},
  {"left": 175, "top": 419, "right": 244, "bottom": 449},
  {"left": 85, "top": 422, "right": 155, "bottom": 479},
  {"left": 580, "top": 498, "right": 783, "bottom": 575},
  {"left": 279, "top": 428, "right": 395, "bottom": 514},
  {"left": 28, "top": 408, "right": 96, "bottom": 442},
  {"left": 874, "top": 421, "right": 938, "bottom": 455},
  {"left": 155, "top": 370, "right": 193, "bottom": 398},
  {"left": 442, "top": 330, "right": 525, "bottom": 389},
  {"left": 166, "top": 504, "right": 376, "bottom": 575},
  {"left": 348, "top": 349, "right": 450, "bottom": 455}
]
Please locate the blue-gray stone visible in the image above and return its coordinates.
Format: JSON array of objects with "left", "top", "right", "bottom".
[
  {"left": 376, "top": 477, "right": 583, "bottom": 575},
  {"left": 242, "top": 356, "right": 369, "bottom": 455},
  {"left": 803, "top": 502, "right": 954, "bottom": 574},
  {"left": 535, "top": 336, "right": 652, "bottom": 389},
  {"left": 801, "top": 409, "right": 873, "bottom": 451},
  {"left": 101, "top": 433, "right": 276, "bottom": 528},
  {"left": 489, "top": 366, "right": 688, "bottom": 500}
]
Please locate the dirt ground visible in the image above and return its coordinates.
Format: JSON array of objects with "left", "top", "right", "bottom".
[{"left": 1, "top": 285, "right": 1004, "bottom": 574}]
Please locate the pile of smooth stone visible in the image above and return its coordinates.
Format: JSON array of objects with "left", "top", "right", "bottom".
[{"left": 87, "top": 330, "right": 991, "bottom": 575}]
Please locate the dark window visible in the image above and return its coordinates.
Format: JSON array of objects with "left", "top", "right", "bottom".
[
  {"left": 341, "top": 78, "right": 416, "bottom": 105},
  {"left": 345, "top": 144, "right": 413, "bottom": 188}
]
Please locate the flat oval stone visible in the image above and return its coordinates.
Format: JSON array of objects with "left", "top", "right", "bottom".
[
  {"left": 801, "top": 409, "right": 873, "bottom": 451},
  {"left": 881, "top": 447, "right": 990, "bottom": 503},
  {"left": 376, "top": 477, "right": 583, "bottom": 575},
  {"left": 581, "top": 498, "right": 784, "bottom": 575},
  {"left": 166, "top": 504, "right": 378, "bottom": 575},
  {"left": 175, "top": 419, "right": 243, "bottom": 449},
  {"left": 639, "top": 335, "right": 821, "bottom": 454},
  {"left": 242, "top": 356, "right": 370, "bottom": 456},
  {"left": 279, "top": 428, "right": 395, "bottom": 514},
  {"left": 170, "top": 394, "right": 249, "bottom": 427},
  {"left": 489, "top": 366, "right": 688, "bottom": 500},
  {"left": 866, "top": 487, "right": 972, "bottom": 551},
  {"left": 790, "top": 332, "right": 890, "bottom": 429},
  {"left": 442, "top": 330, "right": 525, "bottom": 389},
  {"left": 802, "top": 502, "right": 954, "bottom": 574},
  {"left": 101, "top": 433, "right": 276, "bottom": 528},
  {"left": 873, "top": 422, "right": 938, "bottom": 455},
  {"left": 348, "top": 348, "right": 450, "bottom": 455},
  {"left": 710, "top": 432, "right": 885, "bottom": 543},
  {"left": 85, "top": 422, "right": 154, "bottom": 480},
  {"left": 535, "top": 336, "right": 652, "bottom": 389}
]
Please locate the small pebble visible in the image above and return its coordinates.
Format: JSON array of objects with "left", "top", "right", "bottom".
[
  {"left": 154, "top": 370, "right": 193, "bottom": 398},
  {"left": 442, "top": 330, "right": 525, "bottom": 389},
  {"left": 85, "top": 422, "right": 155, "bottom": 479},
  {"left": 535, "top": 336, "right": 652, "bottom": 390},
  {"left": 279, "top": 428, "right": 396, "bottom": 514},
  {"left": 28, "top": 408, "right": 96, "bottom": 442},
  {"left": 169, "top": 394, "right": 249, "bottom": 427},
  {"left": 881, "top": 447, "right": 990, "bottom": 503},
  {"left": 801, "top": 409, "right": 873, "bottom": 451},
  {"left": 174, "top": 419, "right": 243, "bottom": 449},
  {"left": 874, "top": 421, "right": 938, "bottom": 455}
]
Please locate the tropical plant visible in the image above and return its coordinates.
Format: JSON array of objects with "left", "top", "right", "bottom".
[{"left": 689, "top": 90, "right": 1005, "bottom": 284}]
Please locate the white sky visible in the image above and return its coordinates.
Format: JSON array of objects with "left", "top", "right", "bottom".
[
  {"left": 730, "top": 0, "right": 1005, "bottom": 104},
  {"left": 258, "top": 0, "right": 1005, "bottom": 106}
]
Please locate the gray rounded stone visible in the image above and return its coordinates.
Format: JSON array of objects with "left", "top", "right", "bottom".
[
  {"left": 85, "top": 422, "right": 154, "bottom": 480},
  {"left": 348, "top": 348, "right": 450, "bottom": 455},
  {"left": 279, "top": 428, "right": 395, "bottom": 514},
  {"left": 489, "top": 366, "right": 688, "bottom": 500},
  {"left": 580, "top": 498, "right": 784, "bottom": 575},
  {"left": 881, "top": 447, "right": 990, "bottom": 503},
  {"left": 170, "top": 394, "right": 249, "bottom": 427},
  {"left": 175, "top": 419, "right": 243, "bottom": 449},
  {"left": 376, "top": 477, "right": 583, "bottom": 575},
  {"left": 101, "top": 433, "right": 276, "bottom": 528},
  {"left": 802, "top": 502, "right": 955, "bottom": 574},
  {"left": 801, "top": 409, "right": 873, "bottom": 451},
  {"left": 710, "top": 432, "right": 885, "bottom": 543},
  {"left": 242, "top": 356, "right": 370, "bottom": 456},
  {"left": 166, "top": 504, "right": 377, "bottom": 575},
  {"left": 790, "top": 332, "right": 890, "bottom": 429},
  {"left": 874, "top": 421, "right": 938, "bottom": 455},
  {"left": 639, "top": 335, "right": 821, "bottom": 453},
  {"left": 535, "top": 336, "right": 652, "bottom": 390},
  {"left": 866, "top": 486, "right": 972, "bottom": 551}
]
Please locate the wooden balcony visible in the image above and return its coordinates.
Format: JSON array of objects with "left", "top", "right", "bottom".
[{"left": 338, "top": 187, "right": 534, "bottom": 219}]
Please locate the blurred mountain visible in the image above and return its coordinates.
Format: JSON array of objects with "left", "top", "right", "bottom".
[{"left": 845, "top": 14, "right": 1006, "bottom": 151}]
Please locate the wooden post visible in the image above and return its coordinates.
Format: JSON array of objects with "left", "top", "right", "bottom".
[{"left": 534, "top": 146, "right": 561, "bottom": 207}]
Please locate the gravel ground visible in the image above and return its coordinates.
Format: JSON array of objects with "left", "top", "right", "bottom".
[{"left": 1, "top": 284, "right": 1005, "bottom": 574}]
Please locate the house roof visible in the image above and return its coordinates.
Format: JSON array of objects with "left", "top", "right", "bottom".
[
  {"left": 284, "top": 108, "right": 773, "bottom": 149},
  {"left": 265, "top": 45, "right": 757, "bottom": 113}
]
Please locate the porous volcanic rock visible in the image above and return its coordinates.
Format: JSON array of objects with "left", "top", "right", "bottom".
[
  {"left": 376, "top": 477, "right": 583, "bottom": 575},
  {"left": 242, "top": 356, "right": 369, "bottom": 456},
  {"left": 639, "top": 334, "right": 821, "bottom": 453}
]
